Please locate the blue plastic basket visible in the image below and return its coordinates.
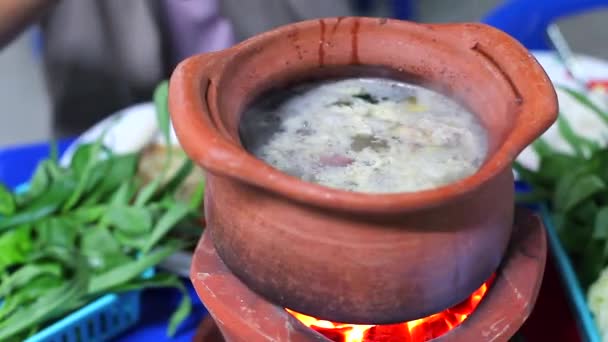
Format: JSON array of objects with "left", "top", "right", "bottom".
[
  {"left": 25, "top": 282, "right": 146, "bottom": 342},
  {"left": 0, "top": 264, "right": 153, "bottom": 342},
  {"left": 0, "top": 183, "right": 153, "bottom": 342}
]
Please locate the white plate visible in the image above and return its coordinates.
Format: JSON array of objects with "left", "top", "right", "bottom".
[
  {"left": 60, "top": 102, "right": 179, "bottom": 166},
  {"left": 515, "top": 51, "right": 608, "bottom": 171}
]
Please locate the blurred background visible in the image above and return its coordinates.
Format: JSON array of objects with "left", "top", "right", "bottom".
[
  {"left": 2, "top": 1, "right": 608, "bottom": 341},
  {"left": 0, "top": 0, "right": 606, "bottom": 146}
]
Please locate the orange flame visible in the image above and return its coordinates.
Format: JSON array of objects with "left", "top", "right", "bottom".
[{"left": 287, "top": 274, "right": 495, "bottom": 342}]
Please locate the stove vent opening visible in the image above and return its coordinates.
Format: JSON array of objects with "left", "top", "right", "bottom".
[{"left": 287, "top": 274, "right": 495, "bottom": 342}]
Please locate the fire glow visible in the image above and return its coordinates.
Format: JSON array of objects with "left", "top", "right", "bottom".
[{"left": 287, "top": 274, "right": 495, "bottom": 342}]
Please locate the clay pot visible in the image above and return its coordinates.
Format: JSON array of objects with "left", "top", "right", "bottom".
[{"left": 169, "top": 17, "right": 557, "bottom": 324}]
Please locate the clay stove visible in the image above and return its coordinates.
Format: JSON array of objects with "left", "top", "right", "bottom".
[{"left": 191, "top": 208, "right": 546, "bottom": 342}]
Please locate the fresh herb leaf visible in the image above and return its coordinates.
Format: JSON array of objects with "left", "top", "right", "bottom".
[
  {"left": 0, "top": 263, "right": 62, "bottom": 297},
  {"left": 0, "top": 254, "right": 88, "bottom": 341},
  {"left": 161, "top": 158, "right": 194, "bottom": 196},
  {"left": 111, "top": 181, "right": 137, "bottom": 206},
  {"left": 28, "top": 245, "right": 80, "bottom": 269},
  {"left": 104, "top": 205, "right": 152, "bottom": 235},
  {"left": 0, "top": 225, "right": 33, "bottom": 272},
  {"left": 112, "top": 229, "right": 148, "bottom": 250},
  {"left": 93, "top": 153, "right": 138, "bottom": 200},
  {"left": 572, "top": 201, "right": 599, "bottom": 226},
  {"left": 329, "top": 100, "right": 353, "bottom": 107},
  {"left": 593, "top": 207, "right": 608, "bottom": 240},
  {"left": 135, "top": 179, "right": 161, "bottom": 206},
  {"left": 68, "top": 205, "right": 106, "bottom": 224},
  {"left": 154, "top": 81, "right": 171, "bottom": 145},
  {"left": 15, "top": 161, "right": 50, "bottom": 207},
  {"left": 0, "top": 184, "right": 15, "bottom": 216},
  {"left": 353, "top": 92, "right": 379, "bottom": 104},
  {"left": 532, "top": 138, "right": 555, "bottom": 158},
  {"left": 1, "top": 171, "right": 79, "bottom": 231},
  {"left": 514, "top": 189, "right": 550, "bottom": 204},
  {"left": 557, "top": 114, "right": 600, "bottom": 156},
  {"left": 537, "top": 153, "right": 585, "bottom": 186},
  {"left": 555, "top": 173, "right": 605, "bottom": 212},
  {"left": 81, "top": 226, "right": 131, "bottom": 272},
  {"left": 142, "top": 202, "right": 191, "bottom": 253},
  {"left": 35, "top": 217, "right": 79, "bottom": 249},
  {"left": 70, "top": 143, "right": 96, "bottom": 177},
  {"left": 0, "top": 80, "right": 202, "bottom": 337},
  {"left": 558, "top": 220, "right": 592, "bottom": 255},
  {"left": 80, "top": 226, "right": 121, "bottom": 254},
  {"left": 0, "top": 275, "right": 64, "bottom": 323},
  {"left": 189, "top": 180, "right": 206, "bottom": 210},
  {"left": 88, "top": 242, "right": 180, "bottom": 295},
  {"left": 62, "top": 137, "right": 104, "bottom": 211},
  {"left": 167, "top": 282, "right": 192, "bottom": 336},
  {"left": 579, "top": 239, "right": 606, "bottom": 288}
]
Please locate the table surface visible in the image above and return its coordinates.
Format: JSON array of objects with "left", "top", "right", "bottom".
[{"left": 0, "top": 139, "right": 584, "bottom": 341}]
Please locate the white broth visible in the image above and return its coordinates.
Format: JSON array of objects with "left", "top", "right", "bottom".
[{"left": 239, "top": 78, "right": 488, "bottom": 193}]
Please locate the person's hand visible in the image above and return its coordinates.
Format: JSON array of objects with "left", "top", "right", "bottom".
[{"left": 0, "top": 0, "right": 58, "bottom": 49}]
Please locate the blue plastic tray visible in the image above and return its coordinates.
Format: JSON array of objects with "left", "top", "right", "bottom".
[
  {"left": 515, "top": 181, "right": 600, "bottom": 341},
  {"left": 540, "top": 206, "right": 601, "bottom": 342}
]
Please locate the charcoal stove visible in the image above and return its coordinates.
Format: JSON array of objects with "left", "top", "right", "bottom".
[{"left": 190, "top": 208, "right": 546, "bottom": 342}]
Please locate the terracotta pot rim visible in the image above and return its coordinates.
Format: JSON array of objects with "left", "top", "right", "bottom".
[{"left": 170, "top": 17, "right": 557, "bottom": 214}]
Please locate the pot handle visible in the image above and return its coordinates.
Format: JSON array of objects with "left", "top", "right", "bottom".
[
  {"left": 431, "top": 23, "right": 558, "bottom": 159},
  {"left": 169, "top": 51, "right": 246, "bottom": 177}
]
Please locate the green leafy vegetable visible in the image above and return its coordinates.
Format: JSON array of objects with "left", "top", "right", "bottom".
[
  {"left": 0, "top": 184, "right": 15, "bottom": 216},
  {"left": 88, "top": 242, "right": 181, "bottom": 295},
  {"left": 104, "top": 205, "right": 152, "bottom": 235},
  {"left": 0, "top": 255, "right": 88, "bottom": 341},
  {"left": 517, "top": 86, "right": 608, "bottom": 288},
  {"left": 15, "top": 160, "right": 51, "bottom": 207},
  {"left": 0, "top": 80, "right": 202, "bottom": 338},
  {"left": 0, "top": 225, "right": 33, "bottom": 273},
  {"left": 0, "top": 263, "right": 62, "bottom": 297},
  {"left": 557, "top": 114, "right": 600, "bottom": 156},
  {"left": 352, "top": 92, "right": 379, "bottom": 104},
  {"left": 593, "top": 207, "right": 608, "bottom": 240},
  {"left": 189, "top": 180, "right": 206, "bottom": 210},
  {"left": 154, "top": 81, "right": 171, "bottom": 145},
  {"left": 62, "top": 138, "right": 104, "bottom": 211},
  {"left": 162, "top": 159, "right": 194, "bottom": 196},
  {"left": 167, "top": 282, "right": 192, "bottom": 336},
  {"left": 135, "top": 178, "right": 162, "bottom": 206},
  {"left": 554, "top": 173, "right": 605, "bottom": 212},
  {"left": 142, "top": 202, "right": 191, "bottom": 254}
]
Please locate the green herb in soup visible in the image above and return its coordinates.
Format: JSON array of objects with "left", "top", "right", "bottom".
[{"left": 239, "top": 78, "right": 488, "bottom": 193}]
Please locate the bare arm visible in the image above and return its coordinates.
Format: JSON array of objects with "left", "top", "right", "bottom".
[{"left": 0, "top": 0, "right": 57, "bottom": 49}]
